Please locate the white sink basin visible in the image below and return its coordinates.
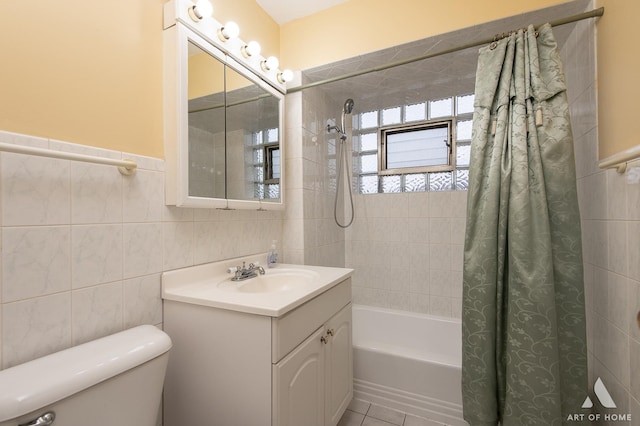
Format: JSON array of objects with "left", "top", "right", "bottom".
[
  {"left": 161, "top": 255, "right": 353, "bottom": 317},
  {"left": 218, "top": 269, "right": 318, "bottom": 293}
]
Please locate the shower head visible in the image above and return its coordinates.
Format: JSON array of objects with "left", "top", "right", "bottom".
[
  {"left": 343, "top": 98, "right": 355, "bottom": 115},
  {"left": 340, "top": 98, "right": 355, "bottom": 138}
]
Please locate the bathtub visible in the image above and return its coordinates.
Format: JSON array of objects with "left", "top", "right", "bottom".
[{"left": 352, "top": 304, "right": 467, "bottom": 426}]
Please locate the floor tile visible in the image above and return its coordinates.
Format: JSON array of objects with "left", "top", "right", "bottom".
[
  {"left": 404, "top": 414, "right": 445, "bottom": 426},
  {"left": 347, "top": 398, "right": 371, "bottom": 415},
  {"left": 338, "top": 409, "right": 365, "bottom": 426},
  {"left": 362, "top": 416, "right": 397, "bottom": 426},
  {"left": 367, "top": 404, "right": 406, "bottom": 426}
]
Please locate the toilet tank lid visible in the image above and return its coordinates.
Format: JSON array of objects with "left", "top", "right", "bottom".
[{"left": 0, "top": 325, "right": 172, "bottom": 422}]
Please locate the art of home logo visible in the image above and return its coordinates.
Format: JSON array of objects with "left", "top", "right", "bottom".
[{"left": 566, "top": 378, "right": 632, "bottom": 422}]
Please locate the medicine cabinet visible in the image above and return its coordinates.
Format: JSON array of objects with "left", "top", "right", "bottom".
[{"left": 163, "top": 3, "right": 285, "bottom": 210}]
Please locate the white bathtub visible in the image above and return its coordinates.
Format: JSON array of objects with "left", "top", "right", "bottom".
[{"left": 352, "top": 304, "right": 467, "bottom": 426}]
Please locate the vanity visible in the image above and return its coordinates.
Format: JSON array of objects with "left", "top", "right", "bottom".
[{"left": 162, "top": 254, "right": 354, "bottom": 426}]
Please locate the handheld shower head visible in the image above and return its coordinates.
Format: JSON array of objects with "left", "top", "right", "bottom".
[
  {"left": 343, "top": 98, "right": 355, "bottom": 114},
  {"left": 341, "top": 98, "right": 355, "bottom": 135}
]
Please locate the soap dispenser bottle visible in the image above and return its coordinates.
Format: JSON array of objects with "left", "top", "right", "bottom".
[{"left": 267, "top": 240, "right": 278, "bottom": 268}]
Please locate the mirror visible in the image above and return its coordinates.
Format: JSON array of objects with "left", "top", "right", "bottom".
[
  {"left": 224, "top": 66, "right": 281, "bottom": 201},
  {"left": 163, "top": 24, "right": 284, "bottom": 209},
  {"left": 187, "top": 41, "right": 226, "bottom": 199}
]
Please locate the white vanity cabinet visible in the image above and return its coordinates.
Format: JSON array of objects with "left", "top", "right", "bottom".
[
  {"left": 272, "top": 303, "right": 352, "bottom": 426},
  {"left": 163, "top": 271, "right": 353, "bottom": 426}
]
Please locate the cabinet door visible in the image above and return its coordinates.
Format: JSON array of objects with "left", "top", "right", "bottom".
[
  {"left": 273, "top": 327, "right": 325, "bottom": 426},
  {"left": 325, "top": 303, "right": 353, "bottom": 426}
]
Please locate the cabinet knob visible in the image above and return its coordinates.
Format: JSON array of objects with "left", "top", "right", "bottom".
[
  {"left": 320, "top": 335, "right": 328, "bottom": 344},
  {"left": 326, "top": 328, "right": 335, "bottom": 336}
]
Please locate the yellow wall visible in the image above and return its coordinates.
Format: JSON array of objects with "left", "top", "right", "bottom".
[
  {"left": 188, "top": 51, "right": 225, "bottom": 100},
  {"left": 280, "top": 0, "right": 571, "bottom": 70},
  {"left": 0, "top": 0, "right": 633, "bottom": 159},
  {"left": 0, "top": 0, "right": 278, "bottom": 158},
  {"left": 595, "top": 0, "right": 639, "bottom": 159},
  {"left": 0, "top": 0, "right": 165, "bottom": 157}
]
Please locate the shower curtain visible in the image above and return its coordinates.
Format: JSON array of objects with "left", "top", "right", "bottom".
[{"left": 462, "top": 24, "right": 588, "bottom": 426}]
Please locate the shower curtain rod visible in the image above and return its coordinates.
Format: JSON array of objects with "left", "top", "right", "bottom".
[{"left": 287, "top": 7, "right": 604, "bottom": 93}]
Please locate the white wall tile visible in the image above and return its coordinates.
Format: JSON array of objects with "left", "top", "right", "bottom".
[
  {"left": 607, "top": 169, "right": 628, "bottom": 220},
  {"left": 607, "top": 272, "right": 628, "bottom": 331},
  {"left": 2, "top": 226, "right": 71, "bottom": 302},
  {"left": 628, "top": 221, "right": 640, "bottom": 282},
  {"left": 1, "top": 154, "right": 70, "bottom": 226},
  {"left": 628, "top": 279, "right": 640, "bottom": 341},
  {"left": 429, "top": 192, "right": 452, "bottom": 218},
  {"left": 123, "top": 223, "right": 163, "bottom": 279},
  {"left": 163, "top": 222, "right": 194, "bottom": 271},
  {"left": 71, "top": 163, "right": 123, "bottom": 224},
  {"left": 71, "top": 281, "right": 123, "bottom": 345},
  {"left": 429, "top": 218, "right": 451, "bottom": 244},
  {"left": 0, "top": 132, "right": 286, "bottom": 370},
  {"left": 71, "top": 224, "right": 123, "bottom": 289},
  {"left": 123, "top": 169, "right": 163, "bottom": 223},
  {"left": 608, "top": 221, "right": 628, "bottom": 276},
  {"left": 2, "top": 293, "right": 71, "bottom": 368},
  {"left": 123, "top": 274, "right": 162, "bottom": 328}
]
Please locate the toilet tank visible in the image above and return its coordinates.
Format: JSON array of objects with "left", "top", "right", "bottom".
[{"left": 0, "top": 325, "right": 171, "bottom": 426}]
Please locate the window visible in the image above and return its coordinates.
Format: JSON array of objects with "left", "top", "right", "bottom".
[
  {"left": 253, "top": 128, "right": 280, "bottom": 199},
  {"left": 354, "top": 94, "right": 474, "bottom": 194},
  {"left": 379, "top": 120, "right": 453, "bottom": 175}
]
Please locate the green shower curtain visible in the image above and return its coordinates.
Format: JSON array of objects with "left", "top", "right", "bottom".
[{"left": 462, "top": 24, "right": 588, "bottom": 426}]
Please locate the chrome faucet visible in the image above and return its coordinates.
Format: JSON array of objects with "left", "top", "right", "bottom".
[{"left": 230, "top": 262, "right": 265, "bottom": 281}]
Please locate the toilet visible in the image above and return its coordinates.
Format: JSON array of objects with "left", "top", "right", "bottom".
[{"left": 0, "top": 325, "right": 171, "bottom": 426}]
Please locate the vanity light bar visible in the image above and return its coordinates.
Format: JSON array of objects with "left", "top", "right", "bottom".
[{"left": 163, "top": 0, "right": 291, "bottom": 93}]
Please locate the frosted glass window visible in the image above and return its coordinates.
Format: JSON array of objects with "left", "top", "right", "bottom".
[
  {"left": 360, "top": 133, "right": 378, "bottom": 151},
  {"left": 429, "top": 172, "right": 453, "bottom": 191},
  {"left": 456, "top": 119, "right": 473, "bottom": 141},
  {"left": 254, "top": 166, "right": 264, "bottom": 182},
  {"left": 360, "top": 111, "right": 379, "bottom": 129},
  {"left": 429, "top": 98, "right": 453, "bottom": 119},
  {"left": 360, "top": 175, "right": 379, "bottom": 194},
  {"left": 456, "top": 120, "right": 473, "bottom": 141},
  {"left": 267, "top": 128, "right": 278, "bottom": 142},
  {"left": 405, "top": 174, "right": 426, "bottom": 192},
  {"left": 255, "top": 184, "right": 264, "bottom": 198},
  {"left": 381, "top": 175, "right": 401, "bottom": 193},
  {"left": 456, "top": 169, "right": 469, "bottom": 190},
  {"left": 456, "top": 144, "right": 471, "bottom": 167},
  {"left": 382, "top": 107, "right": 402, "bottom": 125},
  {"left": 405, "top": 103, "right": 426, "bottom": 122},
  {"left": 254, "top": 132, "right": 263, "bottom": 145},
  {"left": 383, "top": 124, "right": 450, "bottom": 170},
  {"left": 270, "top": 149, "right": 281, "bottom": 179},
  {"left": 266, "top": 184, "right": 279, "bottom": 199},
  {"left": 456, "top": 94, "right": 475, "bottom": 115},
  {"left": 360, "top": 154, "right": 378, "bottom": 174},
  {"left": 254, "top": 149, "right": 263, "bottom": 164}
]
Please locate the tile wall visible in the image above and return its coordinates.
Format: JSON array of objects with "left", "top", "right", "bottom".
[
  {"left": 346, "top": 191, "right": 467, "bottom": 318},
  {"left": 565, "top": 7, "right": 640, "bottom": 422},
  {"left": 0, "top": 130, "right": 283, "bottom": 369},
  {"left": 284, "top": 83, "right": 346, "bottom": 267}
]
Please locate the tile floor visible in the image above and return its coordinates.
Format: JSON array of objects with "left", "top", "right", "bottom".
[{"left": 338, "top": 399, "right": 448, "bottom": 426}]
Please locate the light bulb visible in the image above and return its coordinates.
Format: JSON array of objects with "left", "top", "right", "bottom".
[
  {"left": 242, "top": 41, "right": 261, "bottom": 58},
  {"left": 261, "top": 56, "right": 279, "bottom": 71},
  {"left": 218, "top": 21, "right": 240, "bottom": 41},
  {"left": 188, "top": 0, "right": 213, "bottom": 21},
  {"left": 278, "top": 69, "right": 294, "bottom": 83}
]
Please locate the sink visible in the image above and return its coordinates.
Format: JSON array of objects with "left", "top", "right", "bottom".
[
  {"left": 162, "top": 255, "right": 353, "bottom": 316},
  {"left": 218, "top": 269, "right": 318, "bottom": 293}
]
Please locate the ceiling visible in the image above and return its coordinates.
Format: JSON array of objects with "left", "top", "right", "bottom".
[{"left": 256, "top": 0, "right": 349, "bottom": 24}]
